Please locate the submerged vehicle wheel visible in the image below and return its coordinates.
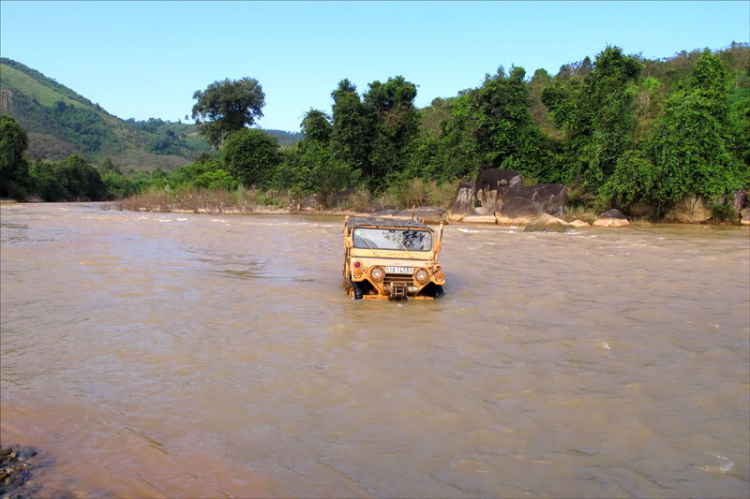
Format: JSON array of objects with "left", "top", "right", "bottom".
[
  {"left": 350, "top": 280, "right": 363, "bottom": 300},
  {"left": 433, "top": 285, "right": 444, "bottom": 298}
]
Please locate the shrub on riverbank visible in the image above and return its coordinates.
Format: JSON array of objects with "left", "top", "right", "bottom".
[{"left": 114, "top": 185, "right": 291, "bottom": 213}]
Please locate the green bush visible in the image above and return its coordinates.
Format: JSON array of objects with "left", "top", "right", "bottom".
[{"left": 710, "top": 202, "right": 735, "bottom": 222}]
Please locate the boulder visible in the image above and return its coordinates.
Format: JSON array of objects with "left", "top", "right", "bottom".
[
  {"left": 731, "top": 190, "right": 746, "bottom": 213},
  {"left": 569, "top": 220, "right": 591, "bottom": 228},
  {"left": 593, "top": 209, "right": 630, "bottom": 227},
  {"left": 447, "top": 182, "right": 475, "bottom": 222},
  {"left": 475, "top": 169, "right": 522, "bottom": 209},
  {"left": 667, "top": 194, "right": 711, "bottom": 223},
  {"left": 24, "top": 193, "right": 44, "bottom": 203},
  {"left": 741, "top": 208, "right": 750, "bottom": 226},
  {"left": 524, "top": 215, "right": 569, "bottom": 233},
  {"left": 494, "top": 184, "right": 567, "bottom": 224},
  {"left": 393, "top": 206, "right": 447, "bottom": 224}
]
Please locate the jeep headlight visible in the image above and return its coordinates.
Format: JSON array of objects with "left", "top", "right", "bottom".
[
  {"left": 370, "top": 266, "right": 385, "bottom": 281},
  {"left": 415, "top": 268, "right": 430, "bottom": 283}
]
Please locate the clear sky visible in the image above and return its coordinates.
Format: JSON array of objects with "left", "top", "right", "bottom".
[{"left": 1, "top": 1, "right": 748, "bottom": 131}]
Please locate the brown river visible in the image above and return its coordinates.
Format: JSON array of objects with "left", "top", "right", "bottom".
[{"left": 1, "top": 202, "right": 748, "bottom": 498}]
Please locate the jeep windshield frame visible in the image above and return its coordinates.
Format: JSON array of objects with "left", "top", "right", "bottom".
[{"left": 352, "top": 228, "right": 433, "bottom": 252}]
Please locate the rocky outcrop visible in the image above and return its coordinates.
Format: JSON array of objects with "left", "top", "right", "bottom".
[
  {"left": 741, "top": 208, "right": 750, "bottom": 226},
  {"left": 475, "top": 169, "right": 522, "bottom": 209},
  {"left": 393, "top": 206, "right": 447, "bottom": 224},
  {"left": 593, "top": 209, "right": 630, "bottom": 227},
  {"left": 730, "top": 190, "right": 746, "bottom": 213},
  {"left": 569, "top": 220, "right": 591, "bottom": 228},
  {"left": 667, "top": 194, "right": 711, "bottom": 223},
  {"left": 447, "top": 182, "right": 475, "bottom": 222},
  {"left": 494, "top": 184, "right": 567, "bottom": 224}
]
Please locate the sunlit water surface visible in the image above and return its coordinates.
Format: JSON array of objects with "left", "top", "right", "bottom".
[{"left": 1, "top": 203, "right": 748, "bottom": 498}]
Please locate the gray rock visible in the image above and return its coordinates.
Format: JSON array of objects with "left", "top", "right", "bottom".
[
  {"left": 494, "top": 184, "right": 568, "bottom": 223},
  {"left": 447, "top": 182, "right": 475, "bottom": 222},
  {"left": 668, "top": 194, "right": 711, "bottom": 223},
  {"left": 475, "top": 169, "right": 522, "bottom": 209},
  {"left": 597, "top": 209, "right": 627, "bottom": 219},
  {"left": 594, "top": 209, "right": 630, "bottom": 227},
  {"left": 731, "top": 190, "right": 746, "bottom": 213}
]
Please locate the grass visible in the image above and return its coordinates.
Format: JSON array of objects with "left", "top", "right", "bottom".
[
  {"left": 114, "top": 185, "right": 292, "bottom": 213},
  {"left": 562, "top": 205, "right": 597, "bottom": 224},
  {"left": 0, "top": 64, "right": 86, "bottom": 109},
  {"left": 375, "top": 178, "right": 459, "bottom": 210}
]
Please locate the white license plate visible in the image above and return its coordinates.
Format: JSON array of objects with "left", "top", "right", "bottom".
[{"left": 386, "top": 266, "right": 413, "bottom": 274}]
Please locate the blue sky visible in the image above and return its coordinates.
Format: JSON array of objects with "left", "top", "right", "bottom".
[{"left": 1, "top": 1, "right": 748, "bottom": 131}]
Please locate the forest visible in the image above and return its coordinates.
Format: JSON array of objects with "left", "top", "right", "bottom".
[{"left": 1, "top": 43, "right": 748, "bottom": 219}]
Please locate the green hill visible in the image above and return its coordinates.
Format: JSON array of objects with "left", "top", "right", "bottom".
[{"left": 0, "top": 58, "right": 303, "bottom": 171}]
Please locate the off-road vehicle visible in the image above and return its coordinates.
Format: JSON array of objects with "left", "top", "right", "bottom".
[{"left": 343, "top": 217, "right": 446, "bottom": 300}]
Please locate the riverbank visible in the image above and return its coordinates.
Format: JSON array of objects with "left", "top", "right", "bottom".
[{"left": 106, "top": 199, "right": 750, "bottom": 227}]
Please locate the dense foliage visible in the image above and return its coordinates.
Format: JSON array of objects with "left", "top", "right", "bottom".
[
  {"left": 191, "top": 77, "right": 266, "bottom": 147},
  {"left": 2, "top": 43, "right": 748, "bottom": 219}
]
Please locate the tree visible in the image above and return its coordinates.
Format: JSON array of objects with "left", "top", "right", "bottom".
[
  {"left": 469, "top": 66, "right": 555, "bottom": 180},
  {"left": 301, "top": 109, "right": 333, "bottom": 144},
  {"left": 330, "top": 79, "right": 374, "bottom": 176},
  {"left": 542, "top": 46, "right": 641, "bottom": 187},
  {"left": 192, "top": 77, "right": 265, "bottom": 147},
  {"left": 363, "top": 76, "right": 420, "bottom": 187},
  {"left": 222, "top": 129, "right": 280, "bottom": 187},
  {"left": 0, "top": 115, "right": 31, "bottom": 198},
  {"left": 584, "top": 46, "right": 642, "bottom": 186},
  {"left": 99, "top": 157, "right": 121, "bottom": 174},
  {"left": 55, "top": 154, "right": 109, "bottom": 201},
  {"left": 650, "top": 50, "right": 742, "bottom": 204}
]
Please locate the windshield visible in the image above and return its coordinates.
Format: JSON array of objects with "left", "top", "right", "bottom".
[{"left": 352, "top": 228, "right": 432, "bottom": 251}]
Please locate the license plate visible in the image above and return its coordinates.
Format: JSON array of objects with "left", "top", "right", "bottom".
[{"left": 386, "top": 266, "right": 413, "bottom": 274}]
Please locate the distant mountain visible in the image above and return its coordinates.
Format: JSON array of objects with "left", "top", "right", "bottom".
[
  {"left": 262, "top": 129, "right": 304, "bottom": 148},
  {"left": 0, "top": 58, "right": 303, "bottom": 171}
]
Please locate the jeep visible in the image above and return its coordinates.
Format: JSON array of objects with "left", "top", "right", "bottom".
[{"left": 343, "top": 217, "right": 446, "bottom": 300}]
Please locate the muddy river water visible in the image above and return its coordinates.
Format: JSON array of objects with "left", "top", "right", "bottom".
[{"left": 1, "top": 202, "right": 748, "bottom": 498}]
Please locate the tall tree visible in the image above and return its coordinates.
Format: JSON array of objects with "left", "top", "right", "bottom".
[
  {"left": 0, "top": 115, "right": 31, "bottom": 198},
  {"left": 301, "top": 109, "right": 333, "bottom": 144},
  {"left": 651, "top": 50, "right": 742, "bottom": 203},
  {"left": 363, "top": 76, "right": 420, "bottom": 186},
  {"left": 330, "top": 79, "right": 374, "bottom": 177},
  {"left": 473, "top": 66, "right": 553, "bottom": 180},
  {"left": 542, "top": 46, "right": 641, "bottom": 187},
  {"left": 192, "top": 77, "right": 265, "bottom": 147},
  {"left": 222, "top": 129, "right": 280, "bottom": 187}
]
